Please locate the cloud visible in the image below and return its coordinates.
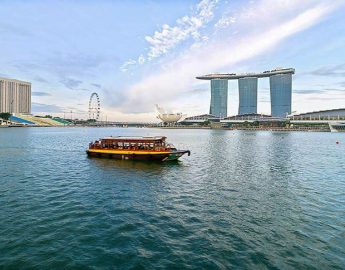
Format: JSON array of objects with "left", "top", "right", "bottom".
[
  {"left": 34, "top": 76, "right": 48, "bottom": 83},
  {"left": 294, "top": 88, "right": 345, "bottom": 95},
  {"left": 186, "top": 88, "right": 209, "bottom": 94},
  {"left": 259, "top": 98, "right": 270, "bottom": 103},
  {"left": 91, "top": 83, "right": 101, "bottom": 88},
  {"left": 138, "top": 55, "right": 145, "bottom": 65},
  {"left": 309, "top": 96, "right": 345, "bottom": 101},
  {"left": 32, "top": 91, "right": 51, "bottom": 96},
  {"left": 113, "top": 1, "right": 340, "bottom": 114},
  {"left": 309, "top": 64, "right": 345, "bottom": 77},
  {"left": 32, "top": 102, "right": 63, "bottom": 113},
  {"left": 144, "top": 0, "right": 217, "bottom": 60},
  {"left": 215, "top": 16, "right": 236, "bottom": 28},
  {"left": 120, "top": 59, "right": 136, "bottom": 72},
  {"left": 294, "top": 89, "right": 326, "bottom": 94},
  {"left": 32, "top": 103, "right": 87, "bottom": 116},
  {"left": 60, "top": 78, "right": 83, "bottom": 89},
  {"left": 120, "top": 0, "right": 218, "bottom": 72},
  {"left": 12, "top": 52, "right": 119, "bottom": 86},
  {"left": 0, "top": 73, "right": 9, "bottom": 78},
  {"left": 0, "top": 22, "right": 32, "bottom": 37}
]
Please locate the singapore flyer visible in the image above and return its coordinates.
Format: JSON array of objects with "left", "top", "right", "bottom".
[{"left": 88, "top": 92, "right": 100, "bottom": 120}]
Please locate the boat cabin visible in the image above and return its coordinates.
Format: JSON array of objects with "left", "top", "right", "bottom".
[{"left": 89, "top": 136, "right": 173, "bottom": 151}]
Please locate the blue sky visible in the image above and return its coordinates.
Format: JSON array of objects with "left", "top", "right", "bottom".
[{"left": 1, "top": 0, "right": 345, "bottom": 121}]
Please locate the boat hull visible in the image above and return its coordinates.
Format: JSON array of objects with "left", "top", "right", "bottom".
[{"left": 86, "top": 149, "right": 190, "bottom": 162}]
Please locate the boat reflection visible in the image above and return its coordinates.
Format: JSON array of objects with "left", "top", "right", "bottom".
[{"left": 87, "top": 156, "right": 182, "bottom": 172}]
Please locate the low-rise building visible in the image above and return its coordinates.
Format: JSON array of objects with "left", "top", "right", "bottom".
[
  {"left": 290, "top": 108, "right": 345, "bottom": 120},
  {"left": 180, "top": 114, "right": 220, "bottom": 125}
]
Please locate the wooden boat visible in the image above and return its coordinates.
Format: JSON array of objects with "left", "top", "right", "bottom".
[{"left": 86, "top": 136, "right": 190, "bottom": 161}]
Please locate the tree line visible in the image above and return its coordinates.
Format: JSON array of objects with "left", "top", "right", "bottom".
[{"left": 0, "top": 113, "right": 12, "bottom": 120}]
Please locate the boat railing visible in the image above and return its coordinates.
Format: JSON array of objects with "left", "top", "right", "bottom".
[{"left": 89, "top": 141, "right": 172, "bottom": 151}]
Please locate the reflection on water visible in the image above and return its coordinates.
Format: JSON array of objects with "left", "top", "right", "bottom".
[
  {"left": 0, "top": 127, "right": 344, "bottom": 269},
  {"left": 88, "top": 156, "right": 182, "bottom": 172}
]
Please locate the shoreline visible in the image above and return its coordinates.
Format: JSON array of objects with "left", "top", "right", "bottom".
[{"left": 0, "top": 124, "right": 335, "bottom": 132}]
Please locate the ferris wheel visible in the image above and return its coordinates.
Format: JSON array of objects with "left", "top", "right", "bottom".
[{"left": 88, "top": 92, "right": 100, "bottom": 120}]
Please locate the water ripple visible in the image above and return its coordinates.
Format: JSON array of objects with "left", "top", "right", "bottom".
[{"left": 0, "top": 128, "right": 344, "bottom": 269}]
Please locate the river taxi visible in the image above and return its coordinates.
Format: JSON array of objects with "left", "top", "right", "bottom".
[{"left": 86, "top": 136, "right": 190, "bottom": 161}]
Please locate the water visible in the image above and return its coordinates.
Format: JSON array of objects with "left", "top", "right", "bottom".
[{"left": 0, "top": 127, "right": 344, "bottom": 269}]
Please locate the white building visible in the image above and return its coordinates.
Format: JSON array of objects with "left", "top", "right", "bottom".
[{"left": 0, "top": 77, "right": 31, "bottom": 114}]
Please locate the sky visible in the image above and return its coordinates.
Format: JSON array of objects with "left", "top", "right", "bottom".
[{"left": 1, "top": 0, "right": 345, "bottom": 121}]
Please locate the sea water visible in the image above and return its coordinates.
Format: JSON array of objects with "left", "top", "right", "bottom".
[{"left": 0, "top": 127, "right": 344, "bottom": 269}]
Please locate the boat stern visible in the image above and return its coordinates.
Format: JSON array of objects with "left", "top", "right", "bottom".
[{"left": 164, "top": 150, "right": 191, "bottom": 161}]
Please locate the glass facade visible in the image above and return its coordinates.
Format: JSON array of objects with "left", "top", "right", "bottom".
[
  {"left": 238, "top": 77, "right": 257, "bottom": 115},
  {"left": 210, "top": 79, "right": 228, "bottom": 118},
  {"left": 270, "top": 74, "right": 292, "bottom": 117}
]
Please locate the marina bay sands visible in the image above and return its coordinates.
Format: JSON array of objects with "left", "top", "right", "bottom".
[{"left": 196, "top": 67, "right": 295, "bottom": 118}]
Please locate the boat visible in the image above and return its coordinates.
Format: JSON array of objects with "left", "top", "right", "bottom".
[{"left": 86, "top": 136, "right": 190, "bottom": 161}]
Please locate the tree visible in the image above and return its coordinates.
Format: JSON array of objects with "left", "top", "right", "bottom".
[
  {"left": 251, "top": 121, "right": 260, "bottom": 127},
  {"left": 203, "top": 120, "right": 211, "bottom": 126},
  {"left": 0, "top": 113, "right": 12, "bottom": 120}
]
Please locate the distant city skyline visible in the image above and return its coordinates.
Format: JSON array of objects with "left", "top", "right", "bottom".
[{"left": 1, "top": 0, "right": 345, "bottom": 121}]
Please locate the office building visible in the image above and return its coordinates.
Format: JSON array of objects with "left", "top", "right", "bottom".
[{"left": 0, "top": 77, "right": 31, "bottom": 114}]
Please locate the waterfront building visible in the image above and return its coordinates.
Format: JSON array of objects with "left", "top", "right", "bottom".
[
  {"left": 270, "top": 73, "right": 292, "bottom": 117},
  {"left": 0, "top": 77, "right": 31, "bottom": 114},
  {"left": 238, "top": 77, "right": 258, "bottom": 115},
  {"left": 155, "top": 104, "right": 184, "bottom": 125},
  {"left": 180, "top": 114, "right": 220, "bottom": 125},
  {"left": 221, "top": 113, "right": 287, "bottom": 128},
  {"left": 210, "top": 79, "right": 228, "bottom": 117},
  {"left": 222, "top": 113, "right": 278, "bottom": 122},
  {"left": 290, "top": 108, "right": 345, "bottom": 121},
  {"left": 196, "top": 68, "right": 295, "bottom": 118}
]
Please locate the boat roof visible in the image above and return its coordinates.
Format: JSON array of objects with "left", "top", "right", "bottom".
[{"left": 101, "top": 136, "right": 167, "bottom": 142}]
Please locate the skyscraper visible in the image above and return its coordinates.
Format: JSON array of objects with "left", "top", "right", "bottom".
[
  {"left": 0, "top": 77, "right": 31, "bottom": 114},
  {"left": 270, "top": 74, "right": 292, "bottom": 117},
  {"left": 210, "top": 79, "right": 228, "bottom": 117},
  {"left": 238, "top": 77, "right": 258, "bottom": 115},
  {"left": 197, "top": 68, "right": 294, "bottom": 118}
]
